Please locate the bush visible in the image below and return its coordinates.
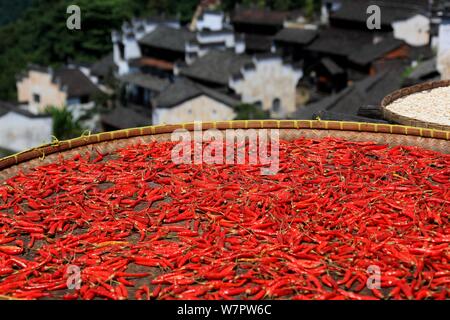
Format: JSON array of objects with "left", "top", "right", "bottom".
[
  {"left": 46, "top": 106, "right": 84, "bottom": 140},
  {"left": 234, "top": 103, "right": 270, "bottom": 120}
]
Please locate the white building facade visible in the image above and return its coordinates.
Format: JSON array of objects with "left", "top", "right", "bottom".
[
  {"left": 229, "top": 56, "right": 303, "bottom": 118},
  {"left": 153, "top": 95, "right": 236, "bottom": 125},
  {"left": 0, "top": 109, "right": 52, "bottom": 153},
  {"left": 392, "top": 14, "right": 431, "bottom": 47}
]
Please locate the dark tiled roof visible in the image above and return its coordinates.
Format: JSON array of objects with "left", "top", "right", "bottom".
[
  {"left": 144, "top": 15, "right": 179, "bottom": 24},
  {"left": 232, "top": 8, "right": 289, "bottom": 26},
  {"left": 0, "top": 101, "right": 50, "bottom": 118},
  {"left": 16, "top": 64, "right": 49, "bottom": 82},
  {"left": 274, "top": 28, "right": 318, "bottom": 45},
  {"left": 180, "top": 50, "right": 253, "bottom": 86},
  {"left": 244, "top": 34, "right": 274, "bottom": 52},
  {"left": 330, "top": 0, "right": 428, "bottom": 26},
  {"left": 307, "top": 28, "right": 374, "bottom": 57},
  {"left": 119, "top": 72, "right": 170, "bottom": 92},
  {"left": 362, "top": 64, "right": 407, "bottom": 107},
  {"left": 408, "top": 57, "right": 438, "bottom": 80},
  {"left": 68, "top": 61, "right": 92, "bottom": 69},
  {"left": 348, "top": 38, "right": 404, "bottom": 65},
  {"left": 90, "top": 53, "right": 116, "bottom": 78},
  {"left": 139, "top": 26, "right": 195, "bottom": 53},
  {"left": 129, "top": 57, "right": 174, "bottom": 71},
  {"left": 408, "top": 44, "right": 435, "bottom": 61},
  {"left": 0, "top": 101, "right": 10, "bottom": 117},
  {"left": 292, "top": 66, "right": 406, "bottom": 120},
  {"left": 101, "top": 105, "right": 152, "bottom": 130},
  {"left": 320, "top": 57, "right": 344, "bottom": 75},
  {"left": 198, "top": 28, "right": 234, "bottom": 37},
  {"left": 53, "top": 67, "right": 101, "bottom": 98},
  {"left": 154, "top": 78, "right": 239, "bottom": 109}
]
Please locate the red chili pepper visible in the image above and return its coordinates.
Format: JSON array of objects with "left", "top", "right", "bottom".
[
  {"left": 0, "top": 237, "right": 16, "bottom": 245},
  {"left": 0, "top": 245, "right": 23, "bottom": 255},
  {"left": 0, "top": 267, "right": 14, "bottom": 276}
]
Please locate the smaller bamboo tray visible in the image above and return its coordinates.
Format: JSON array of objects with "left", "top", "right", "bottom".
[{"left": 381, "top": 80, "right": 450, "bottom": 131}]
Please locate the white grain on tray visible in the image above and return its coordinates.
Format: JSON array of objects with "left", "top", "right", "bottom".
[{"left": 385, "top": 86, "right": 450, "bottom": 126}]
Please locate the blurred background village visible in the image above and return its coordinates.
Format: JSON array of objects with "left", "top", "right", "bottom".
[{"left": 0, "top": 0, "right": 450, "bottom": 156}]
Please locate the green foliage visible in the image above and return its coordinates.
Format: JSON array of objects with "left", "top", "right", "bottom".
[
  {"left": 0, "top": 0, "right": 32, "bottom": 26},
  {"left": 92, "top": 90, "right": 112, "bottom": 110},
  {"left": 234, "top": 103, "right": 270, "bottom": 120},
  {"left": 0, "top": 147, "right": 13, "bottom": 158},
  {"left": 401, "top": 66, "right": 414, "bottom": 80},
  {"left": 46, "top": 106, "right": 84, "bottom": 140},
  {"left": 304, "top": 0, "right": 315, "bottom": 17},
  {"left": 0, "top": 0, "right": 141, "bottom": 101},
  {"left": 145, "top": 0, "right": 198, "bottom": 23},
  {"left": 272, "top": 0, "right": 292, "bottom": 11},
  {"left": 242, "top": 0, "right": 267, "bottom": 8}
]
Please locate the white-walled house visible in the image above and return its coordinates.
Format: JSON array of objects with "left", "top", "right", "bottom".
[
  {"left": 112, "top": 13, "right": 245, "bottom": 75},
  {"left": 16, "top": 65, "right": 102, "bottom": 115},
  {"left": 392, "top": 14, "right": 431, "bottom": 47},
  {"left": 152, "top": 78, "right": 237, "bottom": 124},
  {"left": 195, "top": 10, "right": 225, "bottom": 31},
  {"left": 189, "top": 11, "right": 245, "bottom": 60},
  {"left": 0, "top": 101, "right": 52, "bottom": 153},
  {"left": 186, "top": 30, "right": 245, "bottom": 64},
  {"left": 229, "top": 54, "right": 303, "bottom": 117},
  {"left": 325, "top": 0, "right": 431, "bottom": 47},
  {"left": 179, "top": 51, "right": 302, "bottom": 118},
  {"left": 112, "top": 18, "right": 181, "bottom": 75}
]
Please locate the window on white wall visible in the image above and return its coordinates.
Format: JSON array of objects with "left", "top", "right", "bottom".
[
  {"left": 272, "top": 98, "right": 281, "bottom": 113},
  {"left": 33, "top": 93, "right": 40, "bottom": 103}
]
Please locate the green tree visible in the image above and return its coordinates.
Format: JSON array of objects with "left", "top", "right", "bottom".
[
  {"left": 0, "top": 0, "right": 140, "bottom": 101},
  {"left": 304, "top": 0, "right": 315, "bottom": 17},
  {"left": 272, "top": 0, "right": 291, "bottom": 10},
  {"left": 242, "top": 0, "right": 267, "bottom": 8},
  {"left": 46, "top": 106, "right": 84, "bottom": 140},
  {"left": 234, "top": 103, "right": 270, "bottom": 120}
]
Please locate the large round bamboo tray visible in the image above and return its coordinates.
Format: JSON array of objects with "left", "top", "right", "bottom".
[
  {"left": 0, "top": 120, "right": 449, "bottom": 181},
  {"left": 381, "top": 80, "right": 450, "bottom": 131},
  {"left": 0, "top": 120, "right": 449, "bottom": 300}
]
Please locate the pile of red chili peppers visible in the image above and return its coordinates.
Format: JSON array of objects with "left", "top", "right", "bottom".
[{"left": 0, "top": 137, "right": 449, "bottom": 300}]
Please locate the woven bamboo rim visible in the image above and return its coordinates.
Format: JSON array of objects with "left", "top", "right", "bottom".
[
  {"left": 0, "top": 120, "right": 449, "bottom": 181},
  {"left": 381, "top": 80, "right": 450, "bottom": 131}
]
